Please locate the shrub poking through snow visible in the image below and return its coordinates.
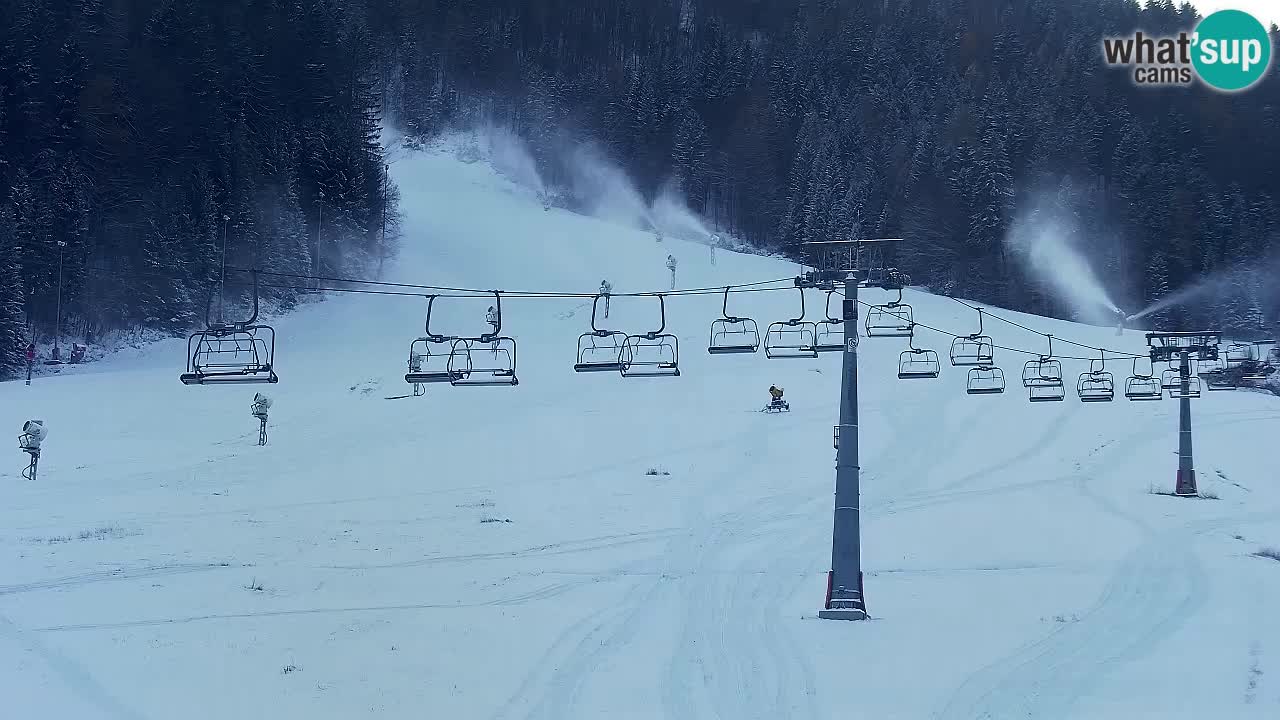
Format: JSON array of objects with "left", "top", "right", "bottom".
[{"left": 645, "top": 467, "right": 671, "bottom": 476}]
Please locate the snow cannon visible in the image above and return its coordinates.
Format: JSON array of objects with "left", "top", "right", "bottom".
[
  {"left": 251, "top": 393, "right": 273, "bottom": 420},
  {"left": 19, "top": 420, "right": 47, "bottom": 450}
]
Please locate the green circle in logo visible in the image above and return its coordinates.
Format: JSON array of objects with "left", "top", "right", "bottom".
[{"left": 1192, "top": 10, "right": 1272, "bottom": 91}]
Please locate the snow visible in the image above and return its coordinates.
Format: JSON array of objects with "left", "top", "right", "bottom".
[{"left": 3, "top": 144, "right": 1280, "bottom": 719}]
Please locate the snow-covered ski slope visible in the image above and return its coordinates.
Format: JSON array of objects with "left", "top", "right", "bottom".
[{"left": 3, "top": 145, "right": 1280, "bottom": 720}]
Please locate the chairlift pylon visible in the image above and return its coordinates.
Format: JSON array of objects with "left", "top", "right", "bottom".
[
  {"left": 764, "top": 287, "right": 818, "bottom": 359},
  {"left": 448, "top": 291, "right": 518, "bottom": 386},
  {"left": 814, "top": 290, "right": 849, "bottom": 353},
  {"left": 620, "top": 294, "right": 680, "bottom": 377},
  {"left": 576, "top": 294, "right": 627, "bottom": 372},
  {"left": 180, "top": 270, "right": 279, "bottom": 385},
  {"left": 1124, "top": 357, "right": 1163, "bottom": 400},
  {"left": 966, "top": 364, "right": 1006, "bottom": 394},
  {"left": 1023, "top": 335, "right": 1065, "bottom": 402},
  {"left": 898, "top": 326, "right": 940, "bottom": 379},
  {"left": 950, "top": 307, "right": 994, "bottom": 366},
  {"left": 1077, "top": 350, "right": 1115, "bottom": 402},
  {"left": 864, "top": 287, "right": 914, "bottom": 337},
  {"left": 708, "top": 287, "right": 761, "bottom": 354}
]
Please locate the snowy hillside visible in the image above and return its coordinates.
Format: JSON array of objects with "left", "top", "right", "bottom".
[{"left": 3, "top": 144, "right": 1279, "bottom": 720}]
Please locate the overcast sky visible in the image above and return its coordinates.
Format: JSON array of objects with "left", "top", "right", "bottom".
[{"left": 1185, "top": 1, "right": 1280, "bottom": 29}]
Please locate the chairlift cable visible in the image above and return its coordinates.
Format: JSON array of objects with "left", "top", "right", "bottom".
[
  {"left": 833, "top": 291, "right": 1144, "bottom": 362},
  {"left": 224, "top": 266, "right": 794, "bottom": 299},
  {"left": 944, "top": 295, "right": 1144, "bottom": 359}
]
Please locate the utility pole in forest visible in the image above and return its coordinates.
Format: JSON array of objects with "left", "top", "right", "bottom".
[
  {"left": 378, "top": 163, "right": 389, "bottom": 279},
  {"left": 219, "top": 215, "right": 230, "bottom": 324},
  {"left": 53, "top": 240, "right": 67, "bottom": 362},
  {"left": 314, "top": 189, "right": 324, "bottom": 289}
]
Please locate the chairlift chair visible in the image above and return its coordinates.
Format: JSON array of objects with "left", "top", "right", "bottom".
[
  {"left": 1167, "top": 375, "right": 1202, "bottom": 399},
  {"left": 1021, "top": 336, "right": 1063, "bottom": 387},
  {"left": 406, "top": 337, "right": 468, "bottom": 384},
  {"left": 1077, "top": 351, "right": 1115, "bottom": 402},
  {"left": 576, "top": 294, "right": 627, "bottom": 371},
  {"left": 620, "top": 295, "right": 680, "bottom": 377},
  {"left": 966, "top": 365, "right": 1006, "bottom": 394},
  {"left": 447, "top": 292, "right": 518, "bottom": 386},
  {"left": 1022, "top": 335, "right": 1065, "bottom": 402},
  {"left": 1203, "top": 369, "right": 1237, "bottom": 390},
  {"left": 448, "top": 337, "right": 518, "bottom": 386},
  {"left": 1124, "top": 357, "right": 1163, "bottom": 400},
  {"left": 1224, "top": 343, "right": 1252, "bottom": 367},
  {"left": 181, "top": 271, "right": 279, "bottom": 385},
  {"left": 1160, "top": 361, "right": 1197, "bottom": 390},
  {"left": 1238, "top": 361, "right": 1273, "bottom": 382},
  {"left": 764, "top": 287, "right": 818, "bottom": 359},
  {"left": 707, "top": 287, "right": 761, "bottom": 354},
  {"left": 950, "top": 307, "right": 995, "bottom": 366},
  {"left": 1238, "top": 343, "right": 1275, "bottom": 380},
  {"left": 864, "top": 287, "right": 914, "bottom": 337},
  {"left": 898, "top": 327, "right": 941, "bottom": 379},
  {"left": 814, "top": 291, "right": 849, "bottom": 353}
]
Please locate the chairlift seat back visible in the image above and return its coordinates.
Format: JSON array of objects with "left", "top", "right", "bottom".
[
  {"left": 576, "top": 330, "right": 626, "bottom": 372},
  {"left": 814, "top": 321, "right": 847, "bottom": 353},
  {"left": 864, "top": 304, "right": 914, "bottom": 337},
  {"left": 764, "top": 321, "right": 818, "bottom": 359},
  {"left": 708, "top": 317, "right": 761, "bottom": 354},
  {"left": 449, "top": 338, "right": 518, "bottom": 386},
  {"left": 966, "top": 366, "right": 1006, "bottom": 394},
  {"left": 1022, "top": 359, "right": 1063, "bottom": 387},
  {"left": 1124, "top": 375, "right": 1163, "bottom": 400},
  {"left": 1167, "top": 377, "right": 1202, "bottom": 399},
  {"left": 620, "top": 333, "right": 680, "bottom": 377},
  {"left": 182, "top": 326, "right": 278, "bottom": 385},
  {"left": 1077, "top": 372, "right": 1115, "bottom": 402},
  {"left": 898, "top": 349, "right": 940, "bottom": 379},
  {"left": 950, "top": 336, "right": 994, "bottom": 366}
]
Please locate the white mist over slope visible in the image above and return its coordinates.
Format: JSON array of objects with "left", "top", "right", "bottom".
[{"left": 1, "top": 145, "right": 1278, "bottom": 720}]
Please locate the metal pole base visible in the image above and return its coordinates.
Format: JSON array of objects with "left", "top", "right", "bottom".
[
  {"left": 818, "top": 607, "right": 869, "bottom": 621},
  {"left": 820, "top": 570, "right": 869, "bottom": 621},
  {"left": 1174, "top": 469, "right": 1197, "bottom": 496}
]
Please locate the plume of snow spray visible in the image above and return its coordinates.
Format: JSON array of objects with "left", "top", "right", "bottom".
[
  {"left": 565, "top": 142, "right": 654, "bottom": 229},
  {"left": 651, "top": 184, "right": 712, "bottom": 242},
  {"left": 481, "top": 126, "right": 547, "bottom": 196},
  {"left": 1004, "top": 193, "right": 1121, "bottom": 325}
]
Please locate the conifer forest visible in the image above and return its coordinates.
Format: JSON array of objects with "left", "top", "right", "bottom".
[{"left": 2, "top": 0, "right": 1277, "bottom": 378}]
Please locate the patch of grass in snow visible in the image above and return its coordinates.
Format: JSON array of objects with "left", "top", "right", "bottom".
[
  {"left": 1254, "top": 547, "right": 1280, "bottom": 563},
  {"left": 645, "top": 467, "right": 671, "bottom": 476},
  {"left": 244, "top": 578, "right": 266, "bottom": 592},
  {"left": 480, "top": 516, "right": 512, "bottom": 524},
  {"left": 281, "top": 663, "right": 301, "bottom": 675}
]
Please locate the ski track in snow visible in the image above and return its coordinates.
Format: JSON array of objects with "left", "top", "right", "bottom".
[{"left": 937, "top": 413, "right": 1280, "bottom": 720}]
